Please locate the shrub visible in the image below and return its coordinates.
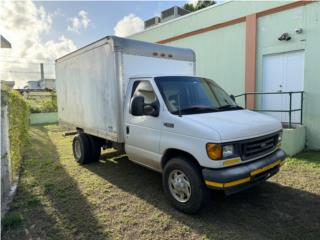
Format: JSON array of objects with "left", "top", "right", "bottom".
[
  {"left": 2, "top": 88, "right": 30, "bottom": 180},
  {"left": 2, "top": 212, "right": 23, "bottom": 230},
  {"left": 28, "top": 92, "right": 57, "bottom": 113}
]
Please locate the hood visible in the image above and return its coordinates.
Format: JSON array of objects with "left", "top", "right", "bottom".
[{"left": 184, "top": 109, "right": 282, "bottom": 142}]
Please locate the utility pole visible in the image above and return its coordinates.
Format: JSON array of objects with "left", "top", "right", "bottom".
[{"left": 40, "top": 63, "right": 45, "bottom": 89}]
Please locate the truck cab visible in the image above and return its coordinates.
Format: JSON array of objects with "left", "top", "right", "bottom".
[{"left": 123, "top": 75, "right": 285, "bottom": 213}]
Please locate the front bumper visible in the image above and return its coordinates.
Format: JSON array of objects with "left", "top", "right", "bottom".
[{"left": 202, "top": 149, "right": 286, "bottom": 195}]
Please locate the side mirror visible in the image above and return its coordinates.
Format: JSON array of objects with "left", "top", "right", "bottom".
[
  {"left": 230, "top": 94, "right": 236, "bottom": 102},
  {"left": 130, "top": 96, "right": 144, "bottom": 116}
]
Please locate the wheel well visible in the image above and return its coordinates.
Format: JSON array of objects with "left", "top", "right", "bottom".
[
  {"left": 161, "top": 148, "right": 201, "bottom": 170},
  {"left": 76, "top": 127, "right": 84, "bottom": 133}
]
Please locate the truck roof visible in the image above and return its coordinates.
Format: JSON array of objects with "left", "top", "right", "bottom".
[{"left": 56, "top": 35, "right": 195, "bottom": 63}]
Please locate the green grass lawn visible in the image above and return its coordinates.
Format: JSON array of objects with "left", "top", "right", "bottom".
[{"left": 2, "top": 124, "right": 320, "bottom": 240}]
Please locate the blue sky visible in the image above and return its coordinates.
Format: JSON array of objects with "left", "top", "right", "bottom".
[
  {"left": 35, "top": 1, "right": 186, "bottom": 48},
  {"left": 1, "top": 0, "right": 201, "bottom": 87}
]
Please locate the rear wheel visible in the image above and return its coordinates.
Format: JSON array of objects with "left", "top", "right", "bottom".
[
  {"left": 72, "top": 133, "right": 92, "bottom": 164},
  {"left": 88, "top": 135, "right": 102, "bottom": 162},
  {"left": 163, "top": 156, "right": 208, "bottom": 214}
]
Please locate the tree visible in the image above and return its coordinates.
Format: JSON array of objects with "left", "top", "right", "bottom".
[{"left": 184, "top": 1, "right": 216, "bottom": 12}]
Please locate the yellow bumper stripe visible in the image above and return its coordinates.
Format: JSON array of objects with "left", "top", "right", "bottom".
[
  {"left": 223, "top": 177, "right": 251, "bottom": 187},
  {"left": 205, "top": 160, "right": 284, "bottom": 188},
  {"left": 205, "top": 177, "right": 250, "bottom": 188},
  {"left": 205, "top": 180, "right": 224, "bottom": 188},
  {"left": 250, "top": 160, "right": 282, "bottom": 176}
]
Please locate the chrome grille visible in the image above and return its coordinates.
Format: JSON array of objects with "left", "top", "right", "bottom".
[{"left": 241, "top": 134, "right": 278, "bottom": 160}]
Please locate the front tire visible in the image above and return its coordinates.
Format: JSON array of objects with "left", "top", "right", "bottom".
[{"left": 163, "top": 156, "right": 208, "bottom": 214}]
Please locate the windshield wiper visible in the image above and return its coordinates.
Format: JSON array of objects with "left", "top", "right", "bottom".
[
  {"left": 172, "top": 107, "right": 219, "bottom": 115},
  {"left": 171, "top": 105, "right": 243, "bottom": 115},
  {"left": 218, "top": 104, "right": 243, "bottom": 110}
]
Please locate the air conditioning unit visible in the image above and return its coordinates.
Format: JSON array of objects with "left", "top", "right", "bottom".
[
  {"left": 161, "top": 6, "right": 190, "bottom": 23},
  {"left": 144, "top": 16, "right": 161, "bottom": 29}
]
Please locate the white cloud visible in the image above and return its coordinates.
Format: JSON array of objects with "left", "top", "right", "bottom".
[
  {"left": 114, "top": 14, "right": 144, "bottom": 37},
  {"left": 187, "top": 0, "right": 199, "bottom": 7},
  {"left": 0, "top": 0, "right": 77, "bottom": 88},
  {"left": 67, "top": 10, "right": 91, "bottom": 33}
]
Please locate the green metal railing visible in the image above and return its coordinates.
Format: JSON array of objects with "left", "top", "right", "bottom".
[{"left": 235, "top": 91, "right": 304, "bottom": 128}]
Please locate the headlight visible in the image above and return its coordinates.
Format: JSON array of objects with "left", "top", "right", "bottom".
[
  {"left": 206, "top": 143, "right": 222, "bottom": 160},
  {"left": 206, "top": 144, "right": 235, "bottom": 160},
  {"left": 223, "top": 145, "right": 234, "bottom": 158}
]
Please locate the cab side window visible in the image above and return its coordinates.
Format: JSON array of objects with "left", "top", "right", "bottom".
[{"left": 131, "top": 81, "right": 159, "bottom": 116}]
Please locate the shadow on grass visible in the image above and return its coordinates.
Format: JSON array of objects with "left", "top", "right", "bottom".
[
  {"left": 2, "top": 125, "right": 109, "bottom": 240},
  {"left": 84, "top": 151, "right": 320, "bottom": 239},
  {"left": 2, "top": 181, "right": 68, "bottom": 239}
]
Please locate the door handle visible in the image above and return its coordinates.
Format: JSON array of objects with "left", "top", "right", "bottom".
[
  {"left": 164, "top": 122, "right": 174, "bottom": 128},
  {"left": 126, "top": 126, "right": 130, "bottom": 134}
]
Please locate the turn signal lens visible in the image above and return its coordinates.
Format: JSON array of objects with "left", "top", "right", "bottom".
[{"left": 206, "top": 143, "right": 222, "bottom": 160}]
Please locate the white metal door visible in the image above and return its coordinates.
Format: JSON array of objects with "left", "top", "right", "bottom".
[
  {"left": 124, "top": 79, "right": 162, "bottom": 171},
  {"left": 262, "top": 50, "right": 304, "bottom": 123}
]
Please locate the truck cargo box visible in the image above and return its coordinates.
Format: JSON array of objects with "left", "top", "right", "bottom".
[{"left": 56, "top": 36, "right": 195, "bottom": 142}]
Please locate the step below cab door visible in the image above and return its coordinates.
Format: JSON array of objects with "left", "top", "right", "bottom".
[{"left": 124, "top": 78, "right": 163, "bottom": 171}]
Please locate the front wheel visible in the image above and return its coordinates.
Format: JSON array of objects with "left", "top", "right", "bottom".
[{"left": 162, "top": 157, "right": 208, "bottom": 214}]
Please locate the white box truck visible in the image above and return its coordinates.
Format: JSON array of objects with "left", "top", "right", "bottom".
[{"left": 56, "top": 36, "right": 286, "bottom": 214}]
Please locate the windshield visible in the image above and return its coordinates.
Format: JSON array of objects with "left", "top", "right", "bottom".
[{"left": 154, "top": 76, "right": 242, "bottom": 115}]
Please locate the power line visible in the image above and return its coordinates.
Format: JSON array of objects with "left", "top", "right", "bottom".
[
  {"left": 0, "top": 55, "right": 55, "bottom": 61},
  {"left": 0, "top": 60, "right": 55, "bottom": 65},
  {"left": 0, "top": 71, "right": 55, "bottom": 74}
]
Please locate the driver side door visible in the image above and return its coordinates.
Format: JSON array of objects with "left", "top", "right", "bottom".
[{"left": 124, "top": 79, "right": 162, "bottom": 171}]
